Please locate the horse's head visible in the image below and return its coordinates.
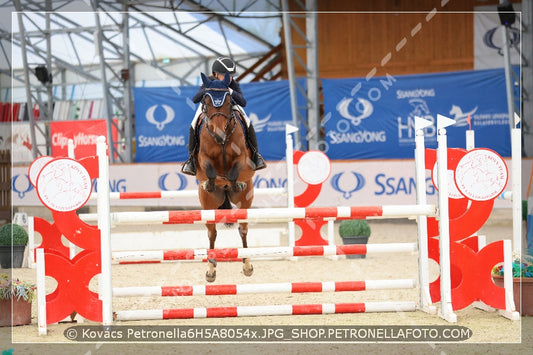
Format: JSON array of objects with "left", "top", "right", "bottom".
[
  {"left": 201, "top": 72, "right": 231, "bottom": 108},
  {"left": 200, "top": 72, "right": 235, "bottom": 145}
]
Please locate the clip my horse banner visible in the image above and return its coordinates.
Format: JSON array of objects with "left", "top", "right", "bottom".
[
  {"left": 322, "top": 68, "right": 513, "bottom": 160},
  {"left": 134, "top": 79, "right": 306, "bottom": 163}
]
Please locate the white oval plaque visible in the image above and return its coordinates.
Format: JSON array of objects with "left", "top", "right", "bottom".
[
  {"left": 431, "top": 164, "right": 463, "bottom": 199},
  {"left": 454, "top": 148, "right": 508, "bottom": 201},
  {"left": 297, "top": 150, "right": 331, "bottom": 185},
  {"left": 36, "top": 158, "right": 92, "bottom": 212},
  {"left": 28, "top": 156, "right": 54, "bottom": 187}
]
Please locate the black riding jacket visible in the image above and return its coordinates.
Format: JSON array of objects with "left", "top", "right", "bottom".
[{"left": 192, "top": 75, "right": 246, "bottom": 107}]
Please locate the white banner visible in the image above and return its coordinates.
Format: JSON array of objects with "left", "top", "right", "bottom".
[
  {"left": 0, "top": 122, "right": 47, "bottom": 164},
  {"left": 474, "top": 5, "right": 521, "bottom": 70},
  {"left": 13, "top": 158, "right": 526, "bottom": 210}
]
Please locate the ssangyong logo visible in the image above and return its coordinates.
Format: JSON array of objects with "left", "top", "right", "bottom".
[
  {"left": 330, "top": 171, "right": 365, "bottom": 199},
  {"left": 336, "top": 97, "right": 373, "bottom": 126},
  {"left": 146, "top": 104, "right": 175, "bottom": 130}
]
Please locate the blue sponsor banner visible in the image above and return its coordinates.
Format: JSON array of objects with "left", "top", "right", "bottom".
[
  {"left": 322, "top": 68, "right": 512, "bottom": 160},
  {"left": 133, "top": 86, "right": 197, "bottom": 162},
  {"left": 242, "top": 78, "right": 307, "bottom": 160},
  {"left": 134, "top": 79, "right": 306, "bottom": 162}
]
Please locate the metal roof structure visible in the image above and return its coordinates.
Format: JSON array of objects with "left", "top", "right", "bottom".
[{"left": 2, "top": 0, "right": 309, "bottom": 163}]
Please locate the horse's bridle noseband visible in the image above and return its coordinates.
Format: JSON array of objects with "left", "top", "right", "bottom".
[{"left": 201, "top": 88, "right": 237, "bottom": 146}]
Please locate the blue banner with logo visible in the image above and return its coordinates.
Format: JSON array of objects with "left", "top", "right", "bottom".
[
  {"left": 133, "top": 86, "right": 197, "bottom": 162},
  {"left": 322, "top": 68, "right": 512, "bottom": 160},
  {"left": 134, "top": 79, "right": 306, "bottom": 162}
]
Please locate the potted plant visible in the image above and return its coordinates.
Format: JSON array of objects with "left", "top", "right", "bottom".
[
  {"left": 0, "top": 223, "right": 28, "bottom": 268},
  {"left": 492, "top": 254, "right": 533, "bottom": 316},
  {"left": 0, "top": 273, "right": 35, "bottom": 326},
  {"left": 338, "top": 219, "right": 371, "bottom": 259}
]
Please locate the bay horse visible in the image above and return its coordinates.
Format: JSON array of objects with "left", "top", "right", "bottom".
[{"left": 195, "top": 72, "right": 255, "bottom": 282}]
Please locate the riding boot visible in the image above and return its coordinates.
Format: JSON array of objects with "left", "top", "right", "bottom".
[
  {"left": 181, "top": 126, "right": 198, "bottom": 175},
  {"left": 247, "top": 124, "right": 266, "bottom": 170}
]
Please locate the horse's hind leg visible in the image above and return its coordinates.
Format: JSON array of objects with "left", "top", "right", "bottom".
[
  {"left": 206, "top": 223, "right": 217, "bottom": 282},
  {"left": 239, "top": 222, "right": 253, "bottom": 277}
]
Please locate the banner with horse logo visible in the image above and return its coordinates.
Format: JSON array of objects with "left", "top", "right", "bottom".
[
  {"left": 322, "top": 68, "right": 513, "bottom": 160},
  {"left": 134, "top": 79, "right": 307, "bottom": 163}
]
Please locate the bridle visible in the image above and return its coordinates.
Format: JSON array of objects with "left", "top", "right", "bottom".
[
  {"left": 201, "top": 87, "right": 237, "bottom": 175},
  {"left": 201, "top": 88, "right": 237, "bottom": 146}
]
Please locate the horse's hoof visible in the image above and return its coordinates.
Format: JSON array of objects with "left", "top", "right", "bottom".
[
  {"left": 206, "top": 270, "right": 216, "bottom": 283},
  {"left": 243, "top": 264, "right": 254, "bottom": 277}
]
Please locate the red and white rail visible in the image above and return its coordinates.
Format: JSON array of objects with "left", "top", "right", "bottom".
[
  {"left": 113, "top": 279, "right": 415, "bottom": 297},
  {"left": 114, "top": 301, "right": 417, "bottom": 321},
  {"left": 111, "top": 243, "right": 417, "bottom": 262},
  {"left": 89, "top": 188, "right": 286, "bottom": 201},
  {"left": 102, "top": 205, "right": 436, "bottom": 225}
]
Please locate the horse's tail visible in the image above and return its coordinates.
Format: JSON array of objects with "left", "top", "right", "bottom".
[{"left": 218, "top": 190, "right": 234, "bottom": 227}]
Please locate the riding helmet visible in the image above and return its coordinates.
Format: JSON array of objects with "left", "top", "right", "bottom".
[{"left": 212, "top": 57, "right": 237, "bottom": 76}]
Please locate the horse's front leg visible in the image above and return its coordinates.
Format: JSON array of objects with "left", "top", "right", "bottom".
[
  {"left": 239, "top": 222, "right": 253, "bottom": 277},
  {"left": 206, "top": 223, "right": 217, "bottom": 282},
  {"left": 226, "top": 162, "right": 246, "bottom": 193},
  {"left": 200, "top": 161, "right": 217, "bottom": 192}
]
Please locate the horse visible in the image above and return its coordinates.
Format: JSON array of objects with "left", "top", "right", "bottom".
[{"left": 194, "top": 72, "right": 255, "bottom": 282}]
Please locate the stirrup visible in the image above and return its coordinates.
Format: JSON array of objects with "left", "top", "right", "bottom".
[{"left": 181, "top": 158, "right": 196, "bottom": 176}]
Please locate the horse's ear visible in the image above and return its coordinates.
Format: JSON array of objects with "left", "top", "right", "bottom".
[
  {"left": 222, "top": 72, "right": 230, "bottom": 87},
  {"left": 201, "top": 72, "right": 209, "bottom": 86}
]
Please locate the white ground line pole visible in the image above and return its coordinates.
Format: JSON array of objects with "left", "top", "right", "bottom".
[
  {"left": 511, "top": 113, "right": 522, "bottom": 254},
  {"left": 97, "top": 136, "right": 113, "bottom": 325},
  {"left": 414, "top": 117, "right": 435, "bottom": 314},
  {"left": 286, "top": 125, "right": 297, "bottom": 248},
  {"left": 501, "top": 240, "right": 520, "bottom": 320},
  {"left": 28, "top": 216, "right": 35, "bottom": 268},
  {"left": 67, "top": 139, "right": 77, "bottom": 260},
  {"left": 465, "top": 130, "right": 475, "bottom": 151},
  {"left": 36, "top": 248, "right": 47, "bottom": 335},
  {"left": 436, "top": 115, "right": 457, "bottom": 323}
]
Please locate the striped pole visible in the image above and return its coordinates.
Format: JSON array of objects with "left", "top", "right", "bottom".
[
  {"left": 106, "top": 205, "right": 436, "bottom": 225},
  {"left": 112, "top": 243, "right": 417, "bottom": 262},
  {"left": 113, "top": 279, "right": 415, "bottom": 297},
  {"left": 89, "top": 187, "right": 286, "bottom": 200},
  {"left": 114, "top": 301, "right": 417, "bottom": 321}
]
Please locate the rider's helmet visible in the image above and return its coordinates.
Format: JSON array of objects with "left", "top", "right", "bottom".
[{"left": 212, "top": 57, "right": 237, "bottom": 76}]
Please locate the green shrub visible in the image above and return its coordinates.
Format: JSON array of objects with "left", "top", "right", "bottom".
[
  {"left": 0, "top": 224, "right": 28, "bottom": 245},
  {"left": 338, "top": 219, "right": 371, "bottom": 237}
]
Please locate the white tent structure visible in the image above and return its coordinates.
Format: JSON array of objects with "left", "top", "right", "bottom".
[{"left": 1, "top": 0, "right": 294, "bottom": 163}]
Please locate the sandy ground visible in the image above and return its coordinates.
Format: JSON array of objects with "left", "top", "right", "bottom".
[{"left": 1, "top": 208, "right": 532, "bottom": 354}]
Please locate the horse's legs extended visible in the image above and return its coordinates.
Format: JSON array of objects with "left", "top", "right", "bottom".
[
  {"left": 201, "top": 161, "right": 217, "bottom": 193},
  {"left": 206, "top": 223, "right": 217, "bottom": 282},
  {"left": 239, "top": 222, "right": 253, "bottom": 277}
]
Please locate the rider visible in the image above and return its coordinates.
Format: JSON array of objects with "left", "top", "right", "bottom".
[{"left": 181, "top": 56, "right": 267, "bottom": 176}]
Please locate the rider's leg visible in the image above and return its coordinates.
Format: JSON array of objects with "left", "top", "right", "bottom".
[
  {"left": 234, "top": 105, "right": 266, "bottom": 170},
  {"left": 181, "top": 105, "right": 202, "bottom": 175}
]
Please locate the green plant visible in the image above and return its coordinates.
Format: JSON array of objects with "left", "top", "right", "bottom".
[
  {"left": 0, "top": 273, "right": 36, "bottom": 302},
  {"left": 338, "top": 219, "right": 371, "bottom": 238},
  {"left": 492, "top": 254, "right": 533, "bottom": 278},
  {"left": 0, "top": 224, "right": 28, "bottom": 246}
]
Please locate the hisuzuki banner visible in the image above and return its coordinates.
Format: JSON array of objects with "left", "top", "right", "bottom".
[
  {"left": 133, "top": 79, "right": 306, "bottom": 163},
  {"left": 322, "top": 68, "right": 512, "bottom": 160}
]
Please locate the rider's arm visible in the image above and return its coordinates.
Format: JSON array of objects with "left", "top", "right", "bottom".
[
  {"left": 229, "top": 80, "right": 246, "bottom": 107},
  {"left": 192, "top": 86, "right": 205, "bottom": 104}
]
